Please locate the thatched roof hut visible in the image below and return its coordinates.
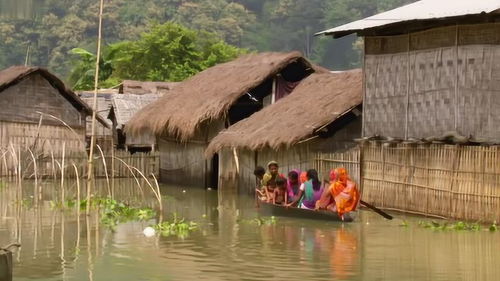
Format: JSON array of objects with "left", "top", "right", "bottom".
[
  {"left": 119, "top": 80, "right": 178, "bottom": 95},
  {"left": 126, "top": 51, "right": 323, "bottom": 140},
  {"left": 0, "top": 66, "right": 109, "bottom": 161},
  {"left": 1, "top": 66, "right": 105, "bottom": 124},
  {"left": 0, "top": 66, "right": 109, "bottom": 127},
  {"left": 206, "top": 70, "right": 362, "bottom": 155}
]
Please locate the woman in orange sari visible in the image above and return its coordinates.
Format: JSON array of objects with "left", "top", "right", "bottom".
[{"left": 330, "top": 168, "right": 360, "bottom": 219}]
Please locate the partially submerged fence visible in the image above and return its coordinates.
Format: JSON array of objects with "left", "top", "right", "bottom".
[
  {"left": 314, "top": 148, "right": 361, "bottom": 187},
  {"left": 0, "top": 148, "right": 159, "bottom": 179},
  {"left": 361, "top": 142, "right": 500, "bottom": 221}
]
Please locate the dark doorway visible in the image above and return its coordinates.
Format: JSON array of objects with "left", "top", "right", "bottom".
[{"left": 209, "top": 153, "right": 219, "bottom": 189}]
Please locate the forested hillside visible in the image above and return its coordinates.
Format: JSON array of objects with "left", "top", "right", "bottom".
[{"left": 0, "top": 0, "right": 415, "bottom": 81}]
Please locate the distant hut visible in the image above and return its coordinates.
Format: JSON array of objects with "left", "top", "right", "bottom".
[
  {"left": 0, "top": 66, "right": 109, "bottom": 154},
  {"left": 119, "top": 80, "right": 178, "bottom": 95},
  {"left": 108, "top": 94, "right": 161, "bottom": 153},
  {"left": 127, "top": 51, "right": 325, "bottom": 188},
  {"left": 78, "top": 90, "right": 116, "bottom": 151},
  {"left": 318, "top": 0, "right": 500, "bottom": 220},
  {"left": 206, "top": 71, "right": 362, "bottom": 190}
]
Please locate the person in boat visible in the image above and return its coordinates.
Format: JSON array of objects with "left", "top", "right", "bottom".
[
  {"left": 286, "top": 169, "right": 301, "bottom": 202},
  {"left": 253, "top": 166, "right": 266, "bottom": 200},
  {"left": 262, "top": 161, "right": 285, "bottom": 202},
  {"left": 320, "top": 168, "right": 360, "bottom": 219},
  {"left": 315, "top": 169, "right": 339, "bottom": 211},
  {"left": 287, "top": 169, "right": 323, "bottom": 209},
  {"left": 273, "top": 177, "right": 288, "bottom": 205}
]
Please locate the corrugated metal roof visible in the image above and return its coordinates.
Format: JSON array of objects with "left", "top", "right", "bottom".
[
  {"left": 317, "top": 0, "right": 500, "bottom": 37},
  {"left": 111, "top": 94, "right": 161, "bottom": 129}
]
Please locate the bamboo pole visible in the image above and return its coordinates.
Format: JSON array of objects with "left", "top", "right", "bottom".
[{"left": 86, "top": 0, "right": 105, "bottom": 196}]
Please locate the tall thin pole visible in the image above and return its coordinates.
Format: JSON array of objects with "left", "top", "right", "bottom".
[{"left": 87, "top": 0, "right": 105, "bottom": 193}]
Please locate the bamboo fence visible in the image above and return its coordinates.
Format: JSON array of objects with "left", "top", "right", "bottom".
[
  {"left": 361, "top": 141, "right": 500, "bottom": 221},
  {"left": 314, "top": 148, "right": 361, "bottom": 189},
  {"left": 0, "top": 148, "right": 159, "bottom": 179}
]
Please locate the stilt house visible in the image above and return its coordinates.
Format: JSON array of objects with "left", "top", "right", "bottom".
[
  {"left": 317, "top": 0, "right": 500, "bottom": 221},
  {"left": 206, "top": 71, "right": 362, "bottom": 191},
  {"left": 0, "top": 66, "right": 108, "bottom": 155},
  {"left": 126, "top": 52, "right": 325, "bottom": 188}
]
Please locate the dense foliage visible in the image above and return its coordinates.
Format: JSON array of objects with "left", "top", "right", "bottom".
[
  {"left": 0, "top": 0, "right": 416, "bottom": 82},
  {"left": 68, "top": 22, "right": 245, "bottom": 90}
]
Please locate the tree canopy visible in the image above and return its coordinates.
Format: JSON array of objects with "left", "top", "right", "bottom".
[
  {"left": 0, "top": 0, "right": 417, "bottom": 80},
  {"left": 68, "top": 22, "right": 246, "bottom": 90}
]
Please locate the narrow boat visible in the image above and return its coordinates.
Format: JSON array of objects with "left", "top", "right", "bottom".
[{"left": 258, "top": 201, "right": 354, "bottom": 222}]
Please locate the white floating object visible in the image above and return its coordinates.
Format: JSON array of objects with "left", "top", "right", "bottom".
[
  {"left": 143, "top": 227, "right": 156, "bottom": 237},
  {"left": 182, "top": 190, "right": 186, "bottom": 193}
]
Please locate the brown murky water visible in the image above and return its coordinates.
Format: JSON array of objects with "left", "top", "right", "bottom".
[{"left": 1, "top": 179, "right": 499, "bottom": 281}]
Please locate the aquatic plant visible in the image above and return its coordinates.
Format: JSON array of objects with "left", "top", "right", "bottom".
[
  {"left": 417, "top": 220, "right": 482, "bottom": 231},
  {"left": 489, "top": 221, "right": 497, "bottom": 232},
  {"left": 94, "top": 198, "right": 156, "bottom": 229},
  {"left": 49, "top": 199, "right": 77, "bottom": 210},
  {"left": 153, "top": 213, "right": 198, "bottom": 238},
  {"left": 399, "top": 220, "right": 409, "bottom": 227},
  {"left": 239, "top": 216, "right": 277, "bottom": 226}
]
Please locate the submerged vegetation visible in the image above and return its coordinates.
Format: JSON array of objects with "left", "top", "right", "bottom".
[
  {"left": 239, "top": 216, "right": 277, "bottom": 226},
  {"left": 399, "top": 219, "right": 498, "bottom": 232},
  {"left": 152, "top": 213, "right": 198, "bottom": 238}
]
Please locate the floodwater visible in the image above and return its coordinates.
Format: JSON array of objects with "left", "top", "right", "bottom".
[{"left": 1, "top": 179, "right": 499, "bottom": 281}]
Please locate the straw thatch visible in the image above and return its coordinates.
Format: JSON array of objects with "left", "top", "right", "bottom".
[
  {"left": 119, "top": 80, "right": 178, "bottom": 95},
  {"left": 0, "top": 65, "right": 109, "bottom": 127},
  {"left": 126, "top": 51, "right": 323, "bottom": 140},
  {"left": 110, "top": 94, "right": 162, "bottom": 129},
  {"left": 205, "top": 70, "right": 362, "bottom": 155}
]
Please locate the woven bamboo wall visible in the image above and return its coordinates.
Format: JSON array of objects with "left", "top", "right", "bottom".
[
  {"left": 314, "top": 147, "right": 361, "bottom": 188},
  {"left": 364, "top": 23, "right": 500, "bottom": 142},
  {"left": 0, "top": 121, "right": 85, "bottom": 154},
  {"left": 157, "top": 119, "right": 224, "bottom": 188},
  {"left": 362, "top": 142, "right": 500, "bottom": 221}
]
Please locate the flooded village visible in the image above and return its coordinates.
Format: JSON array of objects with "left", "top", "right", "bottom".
[{"left": 2, "top": 0, "right": 500, "bottom": 280}]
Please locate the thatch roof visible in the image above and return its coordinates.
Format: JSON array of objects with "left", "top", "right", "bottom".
[
  {"left": 205, "top": 70, "right": 362, "bottom": 155},
  {"left": 126, "top": 51, "right": 324, "bottom": 140},
  {"left": 0, "top": 65, "right": 109, "bottom": 128},
  {"left": 110, "top": 94, "right": 162, "bottom": 129},
  {"left": 119, "top": 80, "right": 179, "bottom": 95}
]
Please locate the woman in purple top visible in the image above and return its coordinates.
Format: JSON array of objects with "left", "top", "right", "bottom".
[
  {"left": 287, "top": 169, "right": 323, "bottom": 209},
  {"left": 287, "top": 169, "right": 301, "bottom": 201}
]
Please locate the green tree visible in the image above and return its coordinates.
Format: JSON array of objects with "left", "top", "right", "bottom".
[
  {"left": 68, "top": 22, "right": 245, "bottom": 89},
  {"left": 68, "top": 47, "right": 116, "bottom": 90}
]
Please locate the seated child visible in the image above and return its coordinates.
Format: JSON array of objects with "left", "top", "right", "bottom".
[
  {"left": 273, "top": 177, "right": 288, "bottom": 205},
  {"left": 253, "top": 166, "right": 267, "bottom": 201}
]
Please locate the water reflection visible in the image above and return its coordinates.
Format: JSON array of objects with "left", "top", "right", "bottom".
[{"left": 0, "top": 179, "right": 499, "bottom": 280}]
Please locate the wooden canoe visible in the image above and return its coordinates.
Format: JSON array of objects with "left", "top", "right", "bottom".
[{"left": 258, "top": 201, "right": 354, "bottom": 222}]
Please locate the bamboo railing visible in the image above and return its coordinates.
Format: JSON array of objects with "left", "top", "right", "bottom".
[{"left": 361, "top": 142, "right": 500, "bottom": 221}]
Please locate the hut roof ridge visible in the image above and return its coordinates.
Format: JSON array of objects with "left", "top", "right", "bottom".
[
  {"left": 0, "top": 65, "right": 110, "bottom": 128},
  {"left": 126, "top": 51, "right": 325, "bottom": 140},
  {"left": 205, "top": 70, "right": 362, "bottom": 155}
]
